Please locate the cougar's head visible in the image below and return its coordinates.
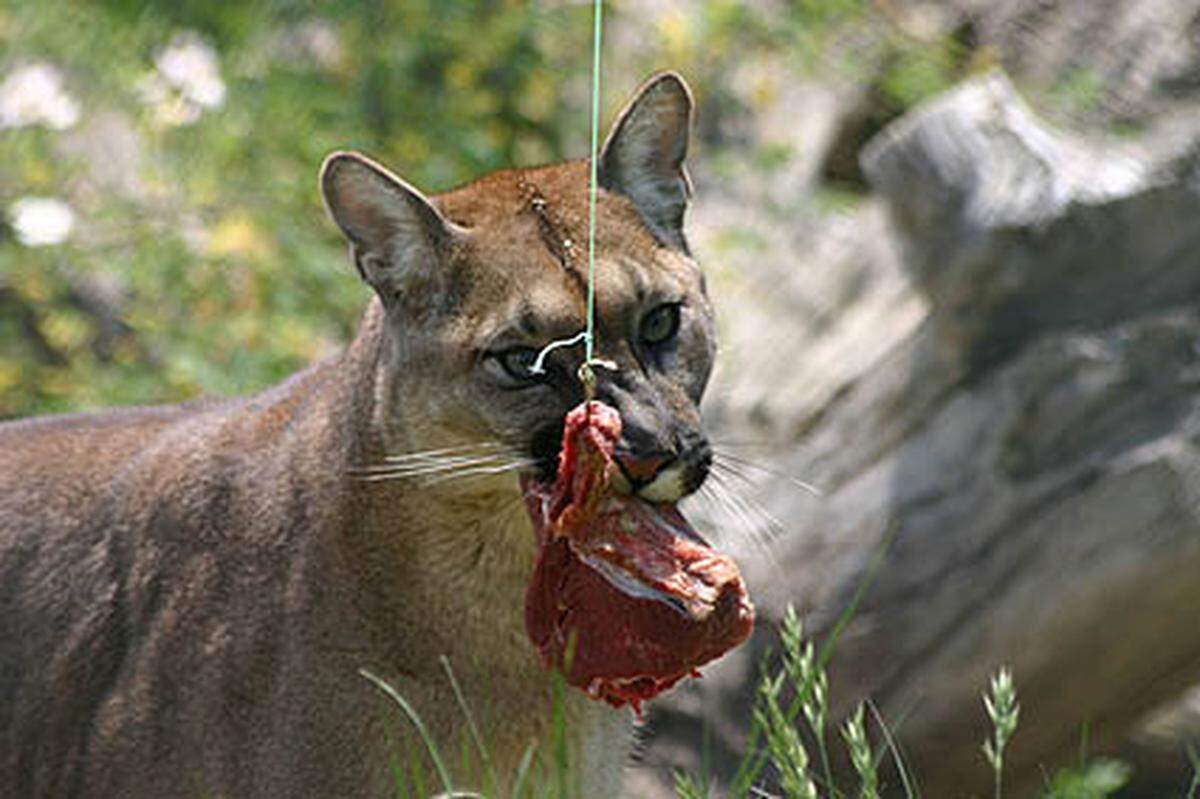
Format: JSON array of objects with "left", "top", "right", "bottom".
[{"left": 321, "top": 73, "right": 714, "bottom": 503}]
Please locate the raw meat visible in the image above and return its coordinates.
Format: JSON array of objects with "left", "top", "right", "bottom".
[{"left": 522, "top": 401, "right": 755, "bottom": 713}]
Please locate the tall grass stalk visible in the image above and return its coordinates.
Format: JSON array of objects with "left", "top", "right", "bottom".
[
  {"left": 982, "top": 668, "right": 1020, "bottom": 799},
  {"left": 550, "top": 669, "right": 572, "bottom": 799},
  {"left": 673, "top": 770, "right": 708, "bottom": 799},
  {"left": 439, "top": 655, "right": 498, "bottom": 795},
  {"left": 510, "top": 741, "right": 539, "bottom": 799},
  {"left": 783, "top": 608, "right": 835, "bottom": 795},
  {"left": 844, "top": 705, "right": 883, "bottom": 796},
  {"left": 841, "top": 705, "right": 879, "bottom": 799},
  {"left": 1186, "top": 744, "right": 1200, "bottom": 799},
  {"left": 758, "top": 664, "right": 820, "bottom": 798},
  {"left": 360, "top": 668, "right": 457, "bottom": 796},
  {"left": 364, "top": 595, "right": 1163, "bottom": 799},
  {"left": 730, "top": 527, "right": 896, "bottom": 795},
  {"left": 734, "top": 605, "right": 893, "bottom": 799},
  {"left": 866, "top": 700, "right": 919, "bottom": 799}
]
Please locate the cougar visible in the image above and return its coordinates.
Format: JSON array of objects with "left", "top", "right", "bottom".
[{"left": 0, "top": 72, "right": 717, "bottom": 797}]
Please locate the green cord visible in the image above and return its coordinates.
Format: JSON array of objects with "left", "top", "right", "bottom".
[
  {"left": 585, "top": 0, "right": 602, "bottom": 366},
  {"left": 527, "top": 0, "right": 605, "bottom": 398}
]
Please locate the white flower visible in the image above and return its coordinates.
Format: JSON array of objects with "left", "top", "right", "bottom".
[
  {"left": 0, "top": 63, "right": 80, "bottom": 131},
  {"left": 292, "top": 19, "right": 345, "bottom": 71},
  {"left": 9, "top": 197, "right": 76, "bottom": 247},
  {"left": 155, "top": 32, "right": 226, "bottom": 110},
  {"left": 134, "top": 73, "right": 170, "bottom": 106}
]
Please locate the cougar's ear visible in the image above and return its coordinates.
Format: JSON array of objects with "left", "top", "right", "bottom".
[
  {"left": 599, "top": 72, "right": 694, "bottom": 253},
  {"left": 320, "top": 151, "right": 460, "bottom": 303}
]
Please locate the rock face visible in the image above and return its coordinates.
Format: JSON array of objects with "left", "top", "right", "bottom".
[
  {"left": 956, "top": 0, "right": 1200, "bottom": 124},
  {"left": 635, "top": 73, "right": 1200, "bottom": 796}
]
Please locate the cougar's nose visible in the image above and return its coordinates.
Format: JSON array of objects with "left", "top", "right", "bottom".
[{"left": 613, "top": 450, "right": 673, "bottom": 490}]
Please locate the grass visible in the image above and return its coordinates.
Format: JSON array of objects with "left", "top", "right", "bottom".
[
  {"left": 363, "top": 597, "right": 1200, "bottom": 799},
  {"left": 716, "top": 607, "right": 915, "bottom": 799},
  {"left": 362, "top": 663, "right": 578, "bottom": 799},
  {"left": 982, "top": 668, "right": 1019, "bottom": 799},
  {"left": 1182, "top": 744, "right": 1200, "bottom": 799}
]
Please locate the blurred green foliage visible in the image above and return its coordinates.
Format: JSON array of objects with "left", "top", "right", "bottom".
[
  {"left": 0, "top": 0, "right": 599, "bottom": 417},
  {"left": 0, "top": 0, "right": 975, "bottom": 419},
  {"left": 1041, "top": 758, "right": 1133, "bottom": 799}
]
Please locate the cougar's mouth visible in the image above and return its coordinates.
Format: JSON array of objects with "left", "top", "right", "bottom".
[
  {"left": 528, "top": 418, "right": 713, "bottom": 504},
  {"left": 520, "top": 401, "right": 754, "bottom": 713}
]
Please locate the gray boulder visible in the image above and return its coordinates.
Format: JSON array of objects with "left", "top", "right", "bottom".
[{"left": 637, "top": 73, "right": 1200, "bottom": 797}]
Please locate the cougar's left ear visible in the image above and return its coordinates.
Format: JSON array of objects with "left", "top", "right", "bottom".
[
  {"left": 319, "top": 151, "right": 463, "bottom": 305},
  {"left": 599, "top": 71, "right": 694, "bottom": 253}
]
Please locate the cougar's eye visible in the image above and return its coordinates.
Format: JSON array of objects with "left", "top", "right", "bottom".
[
  {"left": 491, "top": 346, "right": 541, "bottom": 382},
  {"left": 639, "top": 303, "right": 681, "bottom": 347}
]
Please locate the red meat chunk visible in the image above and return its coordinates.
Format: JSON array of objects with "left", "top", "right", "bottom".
[{"left": 522, "top": 401, "right": 755, "bottom": 714}]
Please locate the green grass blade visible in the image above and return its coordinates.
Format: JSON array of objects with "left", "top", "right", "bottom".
[
  {"left": 1186, "top": 744, "right": 1199, "bottom": 799},
  {"left": 867, "top": 698, "right": 920, "bottom": 799},
  {"left": 389, "top": 750, "right": 410, "bottom": 799},
  {"left": 511, "top": 740, "right": 539, "bottom": 799},
  {"left": 360, "top": 668, "right": 456, "bottom": 797},
  {"left": 439, "top": 655, "right": 498, "bottom": 792},
  {"left": 551, "top": 668, "right": 572, "bottom": 799},
  {"left": 730, "top": 524, "right": 897, "bottom": 795},
  {"left": 674, "top": 769, "right": 708, "bottom": 799},
  {"left": 408, "top": 741, "right": 427, "bottom": 799},
  {"left": 814, "top": 724, "right": 838, "bottom": 799},
  {"left": 1077, "top": 720, "right": 1090, "bottom": 769}
]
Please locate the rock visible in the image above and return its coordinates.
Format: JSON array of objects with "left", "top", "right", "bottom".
[
  {"left": 636, "top": 72, "right": 1200, "bottom": 796},
  {"left": 807, "top": 311, "right": 1200, "bottom": 796},
  {"left": 694, "top": 198, "right": 926, "bottom": 452},
  {"left": 1126, "top": 685, "right": 1200, "bottom": 794},
  {"left": 862, "top": 73, "right": 1200, "bottom": 375},
  {"left": 954, "top": 0, "right": 1200, "bottom": 124}
]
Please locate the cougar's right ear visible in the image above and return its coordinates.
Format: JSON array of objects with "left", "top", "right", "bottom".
[
  {"left": 599, "top": 72, "right": 694, "bottom": 253},
  {"left": 319, "top": 151, "right": 461, "bottom": 303}
]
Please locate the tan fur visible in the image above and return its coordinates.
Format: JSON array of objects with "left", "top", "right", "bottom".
[{"left": 0, "top": 73, "right": 712, "bottom": 797}]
